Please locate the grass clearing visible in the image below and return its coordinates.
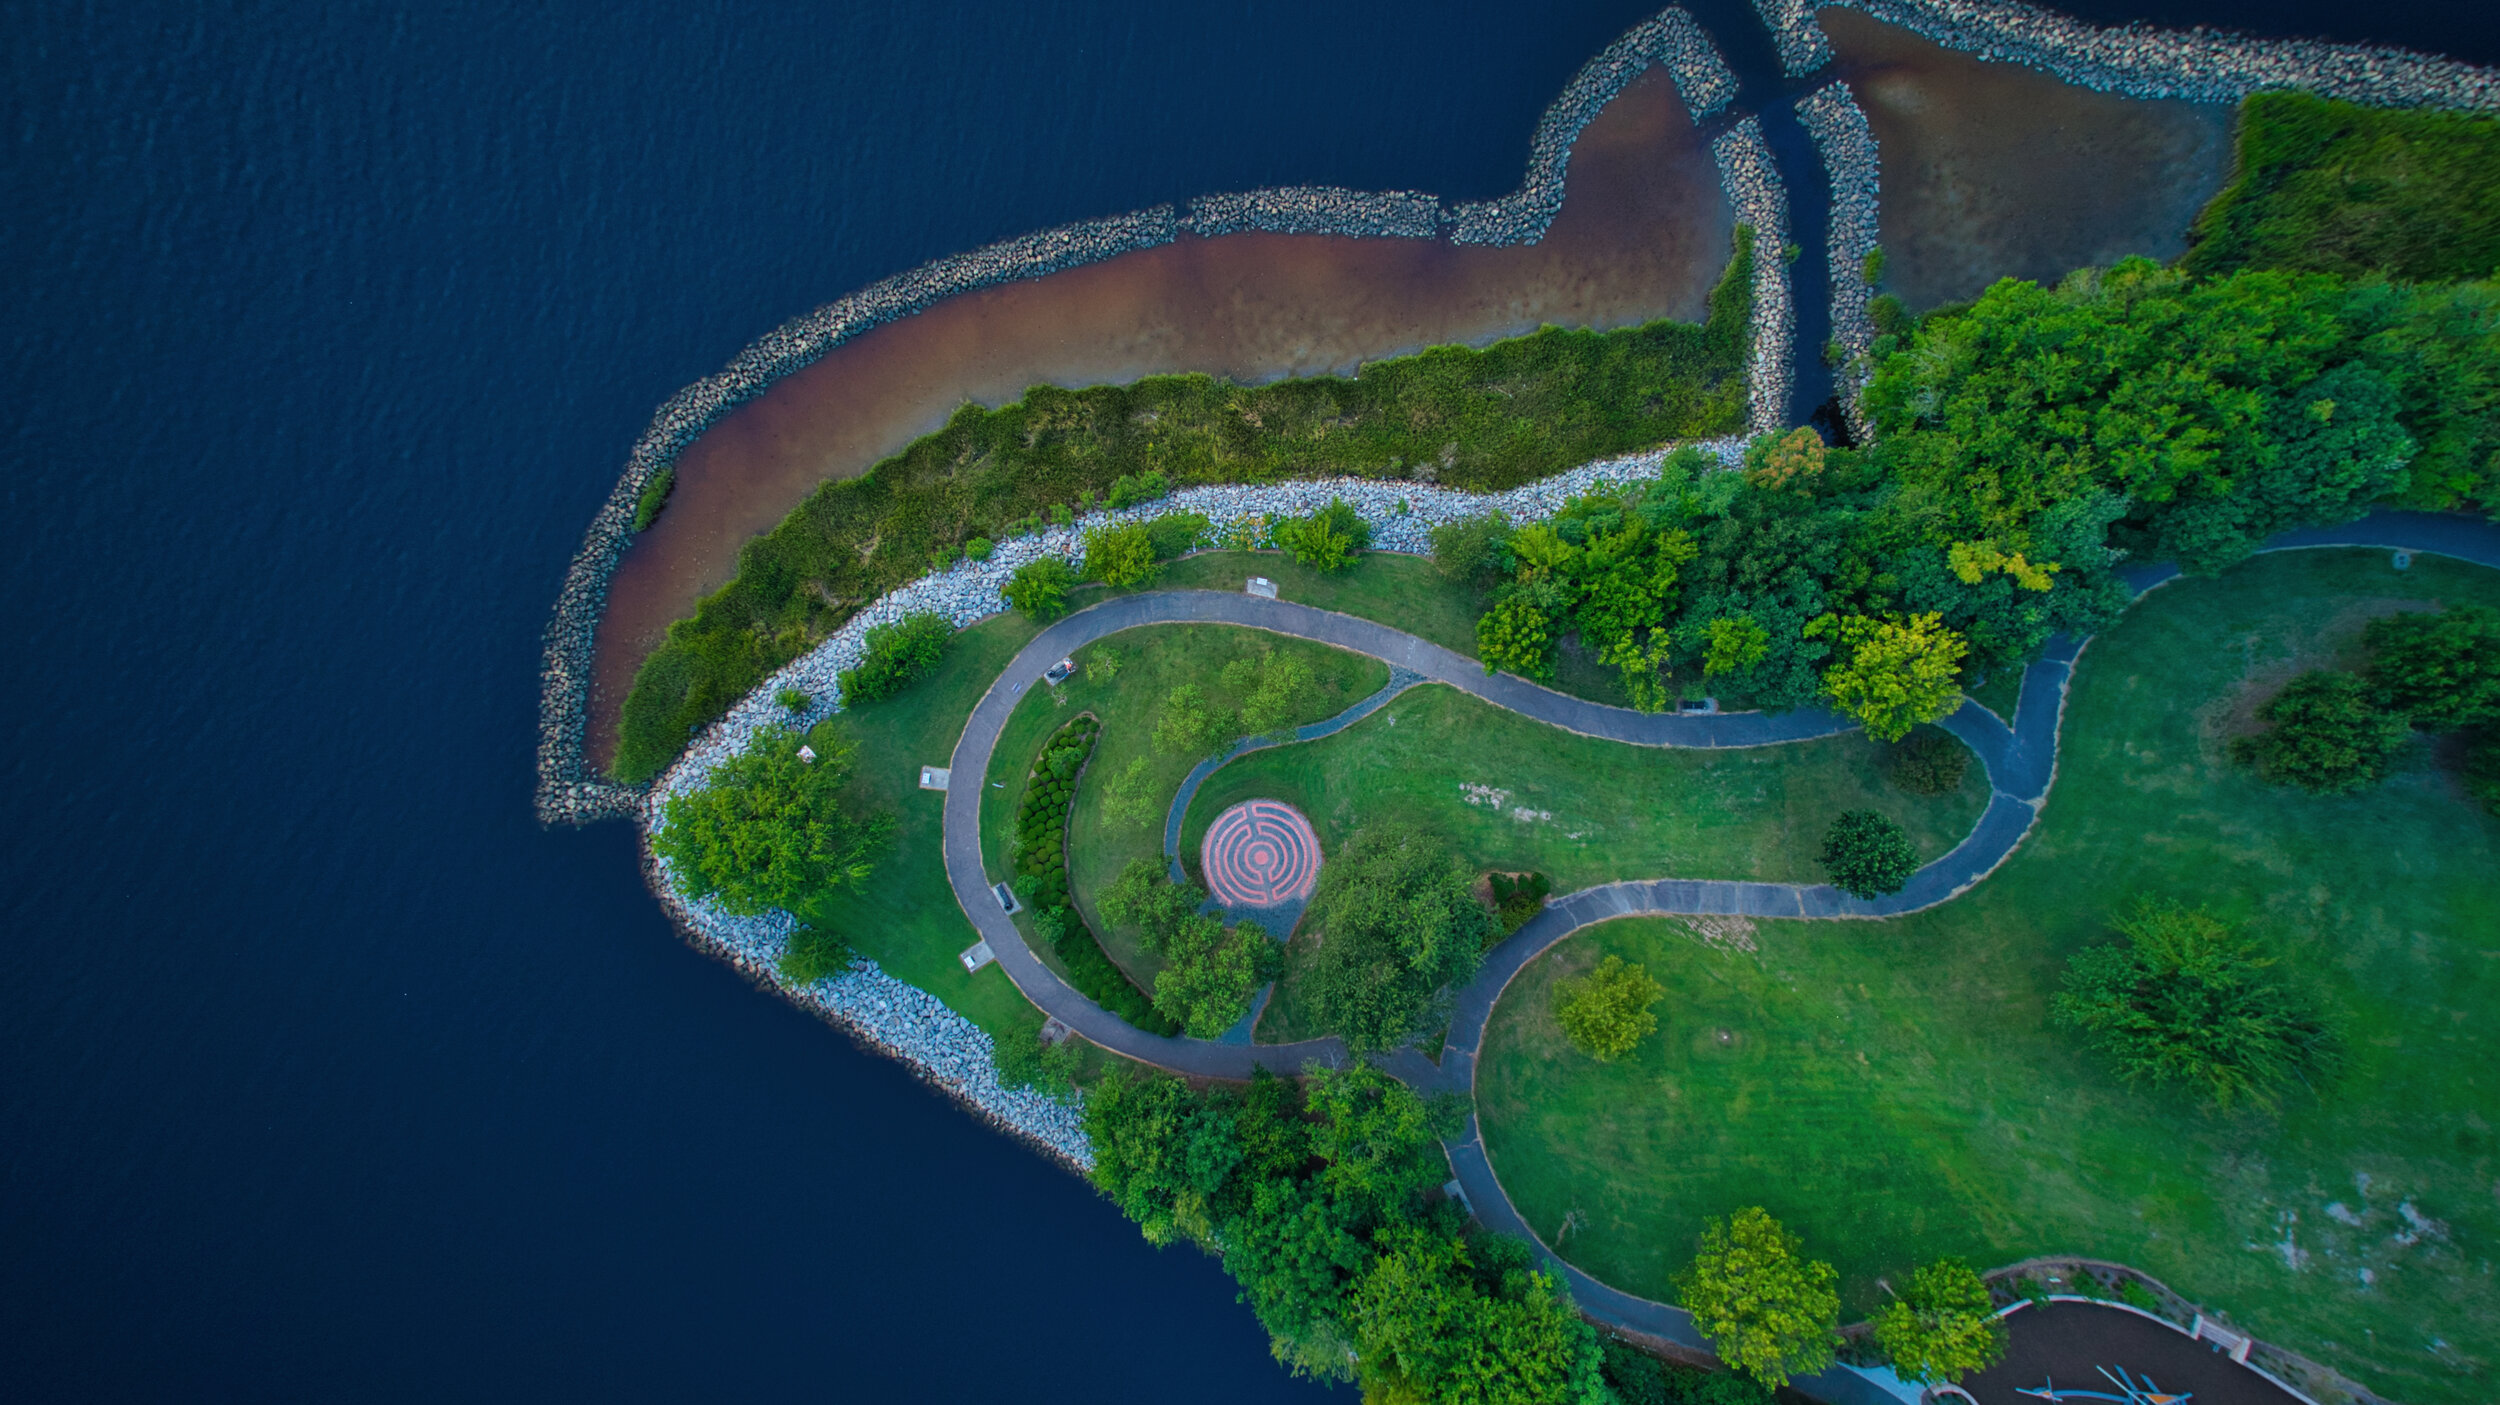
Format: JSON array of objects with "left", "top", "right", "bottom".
[
  {"left": 1476, "top": 549, "right": 2500, "bottom": 1405},
  {"left": 978, "top": 624, "right": 1387, "bottom": 990},
  {"left": 794, "top": 612, "right": 1043, "bottom": 1036},
  {"left": 1181, "top": 683, "right": 1990, "bottom": 1043}
]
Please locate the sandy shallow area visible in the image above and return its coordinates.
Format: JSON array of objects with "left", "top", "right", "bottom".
[
  {"left": 587, "top": 68, "right": 1733, "bottom": 767},
  {"left": 1821, "top": 5, "right": 2235, "bottom": 312}
]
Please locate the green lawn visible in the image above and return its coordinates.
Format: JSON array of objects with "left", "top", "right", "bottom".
[
  {"left": 1476, "top": 549, "right": 2500, "bottom": 1405},
  {"left": 1180, "top": 682, "right": 1990, "bottom": 1042},
  {"left": 979, "top": 624, "right": 1387, "bottom": 990},
  {"left": 1157, "top": 549, "right": 1484, "bottom": 658},
  {"left": 794, "top": 612, "right": 1044, "bottom": 1036}
]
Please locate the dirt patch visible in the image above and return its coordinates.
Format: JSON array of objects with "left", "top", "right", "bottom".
[{"left": 1669, "top": 913, "right": 1759, "bottom": 954}]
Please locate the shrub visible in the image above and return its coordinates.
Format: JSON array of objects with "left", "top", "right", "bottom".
[
  {"left": 1819, "top": 810, "right": 1917, "bottom": 898},
  {"left": 2466, "top": 730, "right": 2500, "bottom": 815},
  {"left": 1554, "top": 955, "right": 1664, "bottom": 1061},
  {"left": 964, "top": 535, "right": 994, "bottom": 561},
  {"left": 1300, "top": 825, "right": 1496, "bottom": 1051},
  {"left": 1477, "top": 580, "right": 1564, "bottom": 681},
  {"left": 1081, "top": 520, "right": 1160, "bottom": 587},
  {"left": 1273, "top": 497, "right": 1371, "bottom": 573},
  {"left": 2231, "top": 669, "right": 2410, "bottom": 794},
  {"left": 2051, "top": 899, "right": 2338, "bottom": 1111},
  {"left": 1430, "top": 511, "right": 1513, "bottom": 584},
  {"left": 1675, "top": 1207, "right": 1840, "bottom": 1389},
  {"left": 777, "top": 921, "right": 855, "bottom": 986},
  {"left": 1142, "top": 510, "right": 1209, "bottom": 561},
  {"left": 1082, "top": 645, "right": 1121, "bottom": 684},
  {"left": 1105, "top": 469, "right": 1170, "bottom": 510},
  {"left": 1101, "top": 755, "right": 1160, "bottom": 830},
  {"left": 775, "top": 686, "right": 810, "bottom": 715},
  {"left": 1885, "top": 728, "right": 1970, "bottom": 796},
  {"left": 1226, "top": 651, "right": 1318, "bottom": 737},
  {"left": 1489, "top": 870, "right": 1550, "bottom": 932},
  {"left": 631, "top": 466, "right": 675, "bottom": 532},
  {"left": 837, "top": 611, "right": 951, "bottom": 705},
  {"left": 2366, "top": 604, "right": 2500, "bottom": 731},
  {"left": 1099, "top": 858, "right": 1276, "bottom": 1037},
  {"left": 1870, "top": 1258, "right": 2005, "bottom": 1384},
  {"left": 1002, "top": 556, "right": 1076, "bottom": 620},
  {"left": 990, "top": 1010, "right": 1083, "bottom": 1100},
  {"left": 654, "top": 726, "right": 892, "bottom": 917}
]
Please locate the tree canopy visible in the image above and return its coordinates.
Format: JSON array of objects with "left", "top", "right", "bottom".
[
  {"left": 1554, "top": 955, "right": 1664, "bottom": 1061},
  {"left": 1674, "top": 1206, "right": 1841, "bottom": 1389},
  {"left": 1300, "top": 826, "right": 1498, "bottom": 1052},
  {"left": 653, "top": 726, "right": 891, "bottom": 917},
  {"left": 1871, "top": 1258, "right": 2006, "bottom": 1384}
]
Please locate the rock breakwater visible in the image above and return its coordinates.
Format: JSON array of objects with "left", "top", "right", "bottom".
[
  {"left": 1710, "top": 119, "right": 1794, "bottom": 438},
  {"left": 1829, "top": 0, "right": 2500, "bottom": 109},
  {"left": 1797, "top": 81, "right": 1880, "bottom": 442},
  {"left": 1751, "top": 0, "right": 1837, "bottom": 76}
]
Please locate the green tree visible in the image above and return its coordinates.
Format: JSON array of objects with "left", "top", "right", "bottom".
[
  {"left": 1301, "top": 826, "right": 1499, "bottom": 1051},
  {"left": 837, "top": 611, "right": 952, "bottom": 704},
  {"left": 1001, "top": 555, "right": 1076, "bottom": 620},
  {"left": 1819, "top": 810, "right": 1918, "bottom": 898},
  {"left": 1100, "top": 755, "right": 1161, "bottom": 830},
  {"left": 1233, "top": 652, "right": 1319, "bottom": 736},
  {"left": 1153, "top": 682, "right": 1238, "bottom": 758},
  {"left": 1478, "top": 581, "right": 1565, "bottom": 681},
  {"left": 1811, "top": 612, "right": 1969, "bottom": 742},
  {"left": 2465, "top": 729, "right": 2500, "bottom": 815},
  {"left": 1885, "top": 728, "right": 1971, "bottom": 796},
  {"left": 1302, "top": 1063, "right": 1457, "bottom": 1224},
  {"left": 776, "top": 921, "right": 854, "bottom": 985},
  {"left": 1151, "top": 912, "right": 1279, "bottom": 1038},
  {"left": 1082, "top": 520, "right": 1161, "bottom": 586},
  {"left": 1351, "top": 1227, "right": 1610, "bottom": 1405},
  {"left": 1674, "top": 1207, "right": 1841, "bottom": 1390},
  {"left": 2366, "top": 604, "right": 2500, "bottom": 730},
  {"left": 1275, "top": 498, "right": 1373, "bottom": 573},
  {"left": 2231, "top": 669, "right": 2411, "bottom": 793},
  {"left": 655, "top": 727, "right": 892, "bottom": 917},
  {"left": 1553, "top": 955, "right": 1664, "bottom": 1061},
  {"left": 1871, "top": 1258, "right": 2006, "bottom": 1384},
  {"left": 2052, "top": 900, "right": 2338, "bottom": 1111},
  {"left": 1082, "top": 644, "right": 1123, "bottom": 684},
  {"left": 989, "top": 1010, "right": 1083, "bottom": 1101},
  {"left": 1701, "top": 616, "right": 1771, "bottom": 677},
  {"left": 1082, "top": 1070, "right": 1242, "bottom": 1248}
]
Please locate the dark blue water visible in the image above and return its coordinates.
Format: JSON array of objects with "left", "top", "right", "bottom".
[{"left": 4, "top": 1, "right": 2493, "bottom": 1400}]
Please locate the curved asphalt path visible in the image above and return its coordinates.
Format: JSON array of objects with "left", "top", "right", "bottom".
[{"left": 940, "top": 511, "right": 2500, "bottom": 1404}]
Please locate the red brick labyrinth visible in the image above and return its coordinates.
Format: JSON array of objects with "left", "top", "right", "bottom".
[{"left": 1201, "top": 800, "right": 1321, "bottom": 908}]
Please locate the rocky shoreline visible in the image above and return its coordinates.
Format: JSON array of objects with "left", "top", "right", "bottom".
[
  {"left": 643, "top": 438, "right": 1744, "bottom": 1159},
  {"left": 1830, "top": 0, "right": 2500, "bottom": 109},
  {"left": 1709, "top": 119, "right": 1793, "bottom": 438},
  {"left": 1796, "top": 81, "right": 1880, "bottom": 443},
  {"left": 1750, "top": 0, "right": 1836, "bottom": 77},
  {"left": 535, "top": 5, "right": 1754, "bottom": 830}
]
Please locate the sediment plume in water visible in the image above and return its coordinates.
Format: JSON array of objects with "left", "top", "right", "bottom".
[{"left": 587, "top": 68, "right": 1733, "bottom": 769}]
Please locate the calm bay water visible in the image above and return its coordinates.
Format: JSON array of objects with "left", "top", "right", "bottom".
[{"left": 2, "top": 1, "right": 2492, "bottom": 1400}]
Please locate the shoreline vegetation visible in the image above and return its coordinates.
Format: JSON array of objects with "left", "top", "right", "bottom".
[{"left": 609, "top": 240, "right": 1753, "bottom": 783}]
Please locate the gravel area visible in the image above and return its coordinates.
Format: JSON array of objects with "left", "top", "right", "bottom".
[
  {"left": 1798, "top": 80, "right": 1880, "bottom": 443},
  {"left": 1751, "top": 0, "right": 1837, "bottom": 76},
  {"left": 640, "top": 436, "right": 1742, "bottom": 1162},
  {"left": 536, "top": 7, "right": 1749, "bottom": 829},
  {"left": 1828, "top": 0, "right": 2500, "bottom": 109},
  {"left": 1710, "top": 118, "right": 1794, "bottom": 439}
]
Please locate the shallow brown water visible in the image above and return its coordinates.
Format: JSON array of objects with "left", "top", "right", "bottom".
[
  {"left": 588, "top": 69, "right": 1733, "bottom": 765},
  {"left": 1821, "top": 6, "right": 2237, "bottom": 312}
]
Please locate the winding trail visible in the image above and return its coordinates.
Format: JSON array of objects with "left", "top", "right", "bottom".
[{"left": 941, "top": 511, "right": 2500, "bottom": 1403}]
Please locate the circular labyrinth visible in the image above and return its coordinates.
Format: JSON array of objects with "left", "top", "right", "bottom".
[{"left": 1201, "top": 800, "right": 1321, "bottom": 909}]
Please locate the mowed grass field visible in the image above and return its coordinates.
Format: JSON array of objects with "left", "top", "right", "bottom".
[{"left": 1476, "top": 549, "right": 2500, "bottom": 1405}]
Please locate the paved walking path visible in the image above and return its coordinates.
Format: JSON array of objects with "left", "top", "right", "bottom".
[{"left": 939, "top": 513, "right": 2500, "bottom": 1402}]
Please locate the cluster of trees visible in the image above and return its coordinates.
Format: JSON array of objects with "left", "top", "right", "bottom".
[
  {"left": 1439, "top": 256, "right": 2497, "bottom": 737},
  {"left": 653, "top": 724, "right": 891, "bottom": 919},
  {"left": 1098, "top": 858, "right": 1278, "bottom": 1037},
  {"left": 2054, "top": 900, "right": 2339, "bottom": 1112},
  {"left": 1085, "top": 1063, "right": 1617, "bottom": 1401},
  {"left": 2236, "top": 604, "right": 2500, "bottom": 805},
  {"left": 1296, "top": 826, "right": 1498, "bottom": 1052}
]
